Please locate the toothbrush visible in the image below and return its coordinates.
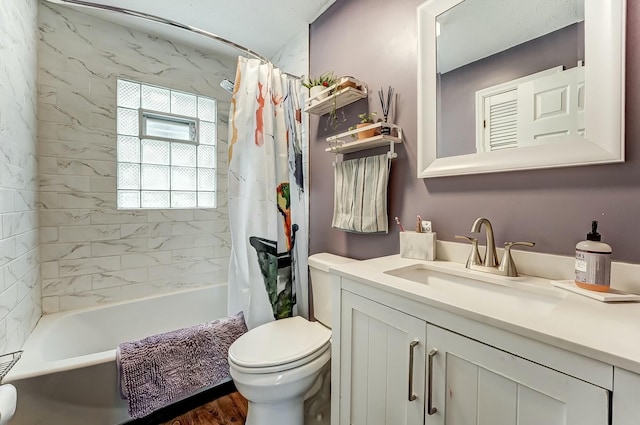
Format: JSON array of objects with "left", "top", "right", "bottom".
[{"left": 394, "top": 217, "right": 405, "bottom": 232}]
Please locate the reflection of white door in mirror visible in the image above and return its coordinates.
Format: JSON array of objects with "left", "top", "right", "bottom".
[
  {"left": 474, "top": 66, "right": 564, "bottom": 154},
  {"left": 479, "top": 89, "right": 518, "bottom": 153},
  {"left": 518, "top": 64, "right": 586, "bottom": 145},
  {"left": 476, "top": 64, "right": 586, "bottom": 154},
  {"left": 417, "top": 0, "right": 626, "bottom": 178}
]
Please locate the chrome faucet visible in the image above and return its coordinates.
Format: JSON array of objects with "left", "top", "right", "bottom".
[{"left": 455, "top": 217, "right": 534, "bottom": 277}]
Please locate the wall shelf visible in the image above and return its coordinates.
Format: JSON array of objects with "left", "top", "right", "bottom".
[
  {"left": 304, "top": 77, "right": 367, "bottom": 115},
  {"left": 325, "top": 122, "right": 403, "bottom": 157}
]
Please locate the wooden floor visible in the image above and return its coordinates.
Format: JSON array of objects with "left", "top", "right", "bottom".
[{"left": 161, "top": 392, "right": 248, "bottom": 425}]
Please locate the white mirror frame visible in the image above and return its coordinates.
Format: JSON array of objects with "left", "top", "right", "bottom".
[{"left": 417, "top": 0, "right": 626, "bottom": 178}]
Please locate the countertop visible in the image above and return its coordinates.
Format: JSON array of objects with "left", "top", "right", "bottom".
[{"left": 330, "top": 254, "right": 640, "bottom": 375}]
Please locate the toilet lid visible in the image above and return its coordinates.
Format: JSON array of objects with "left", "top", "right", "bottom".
[{"left": 228, "top": 316, "right": 330, "bottom": 369}]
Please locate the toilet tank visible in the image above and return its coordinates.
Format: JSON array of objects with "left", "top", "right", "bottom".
[{"left": 308, "top": 253, "right": 358, "bottom": 328}]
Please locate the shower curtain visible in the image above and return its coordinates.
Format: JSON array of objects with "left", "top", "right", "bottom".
[{"left": 228, "top": 57, "right": 308, "bottom": 330}]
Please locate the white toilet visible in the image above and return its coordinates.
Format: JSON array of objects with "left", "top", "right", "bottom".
[{"left": 228, "top": 253, "right": 356, "bottom": 425}]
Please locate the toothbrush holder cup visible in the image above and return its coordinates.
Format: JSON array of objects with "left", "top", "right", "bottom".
[{"left": 400, "top": 231, "right": 436, "bottom": 261}]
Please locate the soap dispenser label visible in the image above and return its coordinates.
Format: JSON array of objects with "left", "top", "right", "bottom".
[
  {"left": 575, "top": 256, "right": 587, "bottom": 273},
  {"left": 575, "top": 250, "right": 611, "bottom": 286}
]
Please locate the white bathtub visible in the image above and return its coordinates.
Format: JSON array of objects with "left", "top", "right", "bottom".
[{"left": 4, "top": 285, "right": 229, "bottom": 425}]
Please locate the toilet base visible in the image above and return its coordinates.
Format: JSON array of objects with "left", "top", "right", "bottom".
[
  {"left": 246, "top": 397, "right": 304, "bottom": 425},
  {"left": 304, "top": 361, "right": 331, "bottom": 425}
]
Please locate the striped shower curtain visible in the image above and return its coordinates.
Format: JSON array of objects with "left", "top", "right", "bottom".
[{"left": 227, "top": 57, "right": 308, "bottom": 329}]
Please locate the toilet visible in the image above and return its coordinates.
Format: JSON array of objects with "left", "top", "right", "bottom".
[{"left": 228, "top": 253, "right": 356, "bottom": 425}]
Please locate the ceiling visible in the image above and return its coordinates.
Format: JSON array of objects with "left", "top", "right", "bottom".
[
  {"left": 436, "top": 0, "right": 584, "bottom": 74},
  {"left": 46, "top": 0, "right": 337, "bottom": 61}
]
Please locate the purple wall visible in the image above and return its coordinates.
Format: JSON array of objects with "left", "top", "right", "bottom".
[
  {"left": 309, "top": 0, "right": 640, "bottom": 264},
  {"left": 439, "top": 23, "right": 584, "bottom": 157}
]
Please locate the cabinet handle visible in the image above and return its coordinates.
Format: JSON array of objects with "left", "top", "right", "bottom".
[
  {"left": 408, "top": 340, "right": 419, "bottom": 402},
  {"left": 427, "top": 348, "right": 438, "bottom": 415}
]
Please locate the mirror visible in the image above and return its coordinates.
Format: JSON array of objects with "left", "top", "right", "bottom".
[
  {"left": 437, "top": 0, "right": 585, "bottom": 158},
  {"left": 417, "top": 0, "right": 626, "bottom": 178}
]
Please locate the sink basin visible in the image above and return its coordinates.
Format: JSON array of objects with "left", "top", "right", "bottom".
[{"left": 384, "top": 263, "right": 565, "bottom": 313}]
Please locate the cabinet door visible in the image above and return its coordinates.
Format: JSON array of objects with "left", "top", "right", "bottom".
[
  {"left": 612, "top": 367, "right": 640, "bottom": 425},
  {"left": 426, "top": 325, "right": 609, "bottom": 425},
  {"left": 340, "top": 291, "right": 427, "bottom": 425}
]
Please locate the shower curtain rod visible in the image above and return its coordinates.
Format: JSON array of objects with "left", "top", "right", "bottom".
[{"left": 46, "top": 0, "right": 302, "bottom": 79}]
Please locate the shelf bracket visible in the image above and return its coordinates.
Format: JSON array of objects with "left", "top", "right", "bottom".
[{"left": 388, "top": 140, "right": 397, "bottom": 160}]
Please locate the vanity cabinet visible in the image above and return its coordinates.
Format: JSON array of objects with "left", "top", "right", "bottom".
[
  {"left": 336, "top": 286, "right": 610, "bottom": 425},
  {"left": 339, "top": 290, "right": 426, "bottom": 425},
  {"left": 612, "top": 368, "right": 640, "bottom": 425},
  {"left": 427, "top": 325, "right": 609, "bottom": 425}
]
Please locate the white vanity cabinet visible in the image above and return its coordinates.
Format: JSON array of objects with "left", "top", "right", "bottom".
[
  {"left": 612, "top": 368, "right": 640, "bottom": 425},
  {"left": 427, "top": 325, "right": 609, "bottom": 425},
  {"left": 339, "top": 290, "right": 426, "bottom": 425},
  {"left": 334, "top": 279, "right": 612, "bottom": 425}
]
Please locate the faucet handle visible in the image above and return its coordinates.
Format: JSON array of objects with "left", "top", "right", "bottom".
[
  {"left": 504, "top": 241, "right": 535, "bottom": 249},
  {"left": 498, "top": 241, "right": 535, "bottom": 277},
  {"left": 455, "top": 235, "right": 483, "bottom": 268}
]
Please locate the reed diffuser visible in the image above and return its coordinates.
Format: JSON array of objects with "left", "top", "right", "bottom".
[{"left": 378, "top": 86, "right": 395, "bottom": 135}]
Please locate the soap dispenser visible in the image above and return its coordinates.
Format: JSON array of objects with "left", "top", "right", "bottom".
[{"left": 575, "top": 221, "right": 612, "bottom": 292}]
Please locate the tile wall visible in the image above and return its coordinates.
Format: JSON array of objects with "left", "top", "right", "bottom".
[
  {"left": 38, "top": 2, "right": 237, "bottom": 313},
  {"left": 271, "top": 27, "right": 309, "bottom": 78},
  {"left": 0, "top": 0, "right": 41, "bottom": 351}
]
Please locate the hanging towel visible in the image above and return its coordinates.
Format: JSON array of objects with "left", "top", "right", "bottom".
[
  {"left": 116, "top": 312, "right": 247, "bottom": 419},
  {"left": 332, "top": 153, "right": 390, "bottom": 233}
]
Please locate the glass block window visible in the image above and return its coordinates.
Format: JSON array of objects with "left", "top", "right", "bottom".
[{"left": 116, "top": 79, "right": 217, "bottom": 209}]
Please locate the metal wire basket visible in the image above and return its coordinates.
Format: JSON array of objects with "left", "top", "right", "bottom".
[{"left": 0, "top": 351, "right": 22, "bottom": 382}]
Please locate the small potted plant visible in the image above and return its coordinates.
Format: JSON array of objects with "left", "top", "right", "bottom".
[
  {"left": 351, "top": 112, "right": 378, "bottom": 140},
  {"left": 302, "top": 72, "right": 336, "bottom": 102}
]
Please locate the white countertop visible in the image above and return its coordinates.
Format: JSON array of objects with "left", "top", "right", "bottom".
[{"left": 331, "top": 254, "right": 640, "bottom": 375}]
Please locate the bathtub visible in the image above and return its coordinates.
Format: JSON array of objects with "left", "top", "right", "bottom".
[{"left": 4, "top": 285, "right": 229, "bottom": 425}]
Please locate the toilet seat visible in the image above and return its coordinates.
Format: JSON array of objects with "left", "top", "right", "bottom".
[{"left": 228, "top": 316, "right": 330, "bottom": 374}]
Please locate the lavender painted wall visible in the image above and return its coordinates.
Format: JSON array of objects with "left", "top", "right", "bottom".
[
  {"left": 309, "top": 0, "right": 640, "bottom": 264},
  {"left": 439, "top": 22, "right": 584, "bottom": 157}
]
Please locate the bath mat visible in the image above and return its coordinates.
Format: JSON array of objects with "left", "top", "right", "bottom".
[{"left": 117, "top": 312, "right": 247, "bottom": 419}]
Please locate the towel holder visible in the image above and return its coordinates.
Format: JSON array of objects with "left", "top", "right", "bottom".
[
  {"left": 327, "top": 123, "right": 403, "bottom": 166},
  {"left": 332, "top": 143, "right": 397, "bottom": 166}
]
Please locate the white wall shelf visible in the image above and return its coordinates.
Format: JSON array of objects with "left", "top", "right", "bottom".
[
  {"left": 304, "top": 77, "right": 367, "bottom": 115},
  {"left": 325, "top": 122, "right": 403, "bottom": 158}
]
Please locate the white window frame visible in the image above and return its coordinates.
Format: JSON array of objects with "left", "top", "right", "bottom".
[{"left": 139, "top": 109, "right": 199, "bottom": 144}]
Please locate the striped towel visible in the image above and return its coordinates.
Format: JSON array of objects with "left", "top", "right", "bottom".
[{"left": 332, "top": 154, "right": 390, "bottom": 233}]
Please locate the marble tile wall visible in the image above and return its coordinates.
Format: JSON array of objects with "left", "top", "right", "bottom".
[
  {"left": 0, "top": 0, "right": 41, "bottom": 352},
  {"left": 271, "top": 27, "right": 310, "bottom": 79},
  {"left": 38, "top": 2, "right": 238, "bottom": 313}
]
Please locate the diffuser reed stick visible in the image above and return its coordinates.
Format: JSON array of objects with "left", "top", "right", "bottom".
[
  {"left": 378, "top": 86, "right": 395, "bottom": 123},
  {"left": 378, "top": 86, "right": 395, "bottom": 135}
]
